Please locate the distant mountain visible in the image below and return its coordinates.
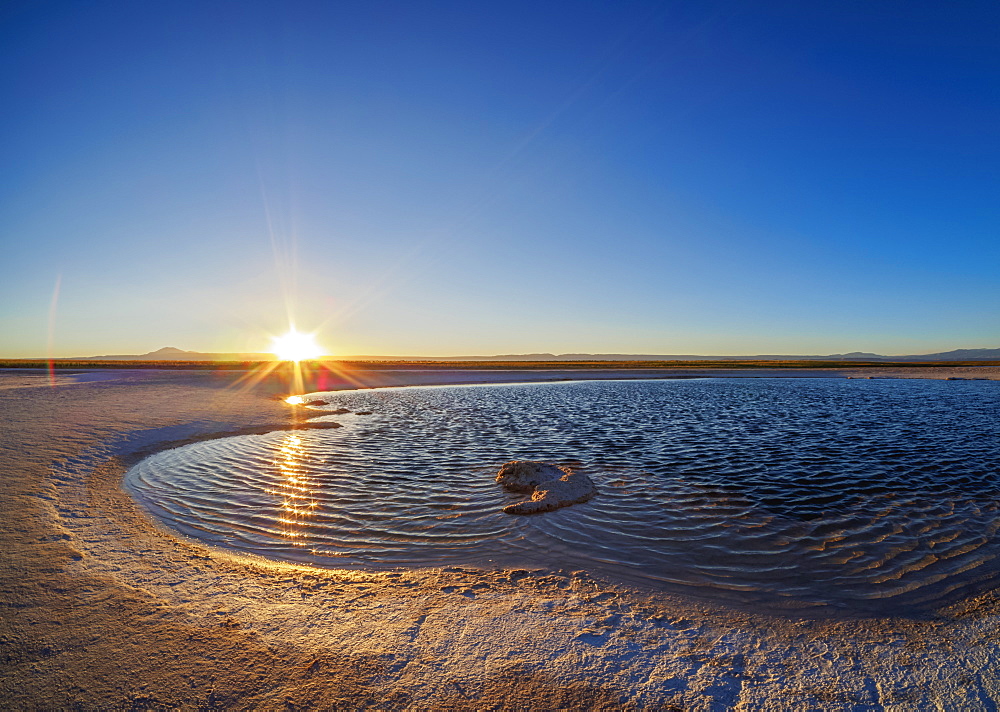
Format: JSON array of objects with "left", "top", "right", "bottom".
[
  {"left": 85, "top": 347, "right": 275, "bottom": 361},
  {"left": 80, "top": 347, "right": 1000, "bottom": 362},
  {"left": 339, "top": 350, "right": 997, "bottom": 361},
  {"left": 895, "top": 348, "right": 1000, "bottom": 361},
  {"left": 442, "top": 352, "right": 891, "bottom": 361}
]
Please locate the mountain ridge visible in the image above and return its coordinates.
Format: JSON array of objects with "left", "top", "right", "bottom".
[{"left": 80, "top": 347, "right": 1000, "bottom": 362}]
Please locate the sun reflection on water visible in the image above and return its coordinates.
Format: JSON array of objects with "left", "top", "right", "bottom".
[{"left": 265, "top": 433, "right": 318, "bottom": 544}]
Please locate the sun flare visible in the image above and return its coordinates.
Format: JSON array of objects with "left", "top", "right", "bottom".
[{"left": 270, "top": 330, "right": 323, "bottom": 362}]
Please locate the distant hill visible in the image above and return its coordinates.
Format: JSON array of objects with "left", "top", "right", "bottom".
[
  {"left": 85, "top": 347, "right": 276, "bottom": 361},
  {"left": 352, "top": 349, "right": 1000, "bottom": 362},
  {"left": 893, "top": 348, "right": 1000, "bottom": 361},
  {"left": 332, "top": 352, "right": 888, "bottom": 361},
  {"left": 80, "top": 347, "right": 1000, "bottom": 362}
]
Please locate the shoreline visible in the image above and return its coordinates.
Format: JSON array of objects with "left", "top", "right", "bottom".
[{"left": 2, "top": 367, "right": 1000, "bottom": 708}]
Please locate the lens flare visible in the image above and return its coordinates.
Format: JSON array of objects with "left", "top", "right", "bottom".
[
  {"left": 270, "top": 330, "right": 323, "bottom": 362},
  {"left": 285, "top": 395, "right": 304, "bottom": 405}
]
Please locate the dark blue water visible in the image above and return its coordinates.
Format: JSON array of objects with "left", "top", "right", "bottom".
[{"left": 126, "top": 378, "right": 1000, "bottom": 613}]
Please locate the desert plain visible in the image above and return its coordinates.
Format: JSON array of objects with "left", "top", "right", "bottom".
[{"left": 3, "top": 364, "right": 1000, "bottom": 710}]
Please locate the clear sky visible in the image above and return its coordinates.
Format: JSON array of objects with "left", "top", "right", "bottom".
[{"left": 2, "top": 0, "right": 997, "bottom": 358}]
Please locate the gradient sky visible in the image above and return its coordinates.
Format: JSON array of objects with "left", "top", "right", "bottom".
[{"left": 2, "top": 0, "right": 998, "bottom": 358}]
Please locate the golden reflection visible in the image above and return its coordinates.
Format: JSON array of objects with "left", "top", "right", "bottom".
[
  {"left": 266, "top": 432, "right": 318, "bottom": 544},
  {"left": 285, "top": 395, "right": 304, "bottom": 405}
]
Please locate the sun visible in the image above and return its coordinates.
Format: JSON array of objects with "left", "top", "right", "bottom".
[{"left": 270, "top": 329, "right": 323, "bottom": 362}]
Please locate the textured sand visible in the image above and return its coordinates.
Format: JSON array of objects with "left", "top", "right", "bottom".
[{"left": 2, "top": 365, "right": 1000, "bottom": 710}]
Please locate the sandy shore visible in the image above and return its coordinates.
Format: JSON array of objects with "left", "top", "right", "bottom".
[{"left": 2, "top": 366, "right": 1000, "bottom": 710}]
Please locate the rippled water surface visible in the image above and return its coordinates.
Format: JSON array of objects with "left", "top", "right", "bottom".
[{"left": 126, "top": 378, "right": 1000, "bottom": 613}]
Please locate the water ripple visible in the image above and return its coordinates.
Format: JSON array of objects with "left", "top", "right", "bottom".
[{"left": 125, "top": 378, "right": 1000, "bottom": 613}]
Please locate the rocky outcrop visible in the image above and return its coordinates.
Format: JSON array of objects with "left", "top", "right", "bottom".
[{"left": 496, "top": 461, "right": 597, "bottom": 515}]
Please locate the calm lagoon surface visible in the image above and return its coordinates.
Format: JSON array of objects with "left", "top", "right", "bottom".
[{"left": 126, "top": 378, "right": 1000, "bottom": 614}]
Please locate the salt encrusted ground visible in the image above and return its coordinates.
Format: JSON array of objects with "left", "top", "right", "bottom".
[{"left": 2, "top": 366, "right": 1000, "bottom": 710}]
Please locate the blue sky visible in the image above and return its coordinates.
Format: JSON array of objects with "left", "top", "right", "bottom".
[{"left": 2, "top": 0, "right": 997, "bottom": 357}]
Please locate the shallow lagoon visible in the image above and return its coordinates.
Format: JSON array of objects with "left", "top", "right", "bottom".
[{"left": 126, "top": 378, "right": 1000, "bottom": 614}]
